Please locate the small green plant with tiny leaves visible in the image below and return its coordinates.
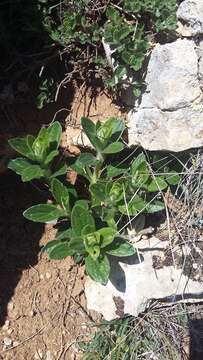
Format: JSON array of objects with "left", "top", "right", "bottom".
[
  {"left": 48, "top": 0, "right": 177, "bottom": 97},
  {"left": 8, "top": 118, "right": 180, "bottom": 285}
]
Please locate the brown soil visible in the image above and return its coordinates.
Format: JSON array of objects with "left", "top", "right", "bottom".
[{"left": 0, "top": 84, "right": 119, "bottom": 359}]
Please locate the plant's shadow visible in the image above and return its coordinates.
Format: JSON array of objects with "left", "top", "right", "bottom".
[
  {"left": 0, "top": 172, "right": 47, "bottom": 326},
  {"left": 188, "top": 315, "right": 203, "bottom": 360},
  {"left": 109, "top": 254, "right": 144, "bottom": 293}
]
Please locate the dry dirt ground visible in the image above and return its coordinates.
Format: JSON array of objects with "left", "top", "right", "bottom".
[
  {"left": 0, "top": 83, "right": 203, "bottom": 360},
  {"left": 0, "top": 85, "right": 124, "bottom": 360}
]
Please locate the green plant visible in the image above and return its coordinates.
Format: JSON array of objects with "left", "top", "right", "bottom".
[
  {"left": 47, "top": 0, "right": 177, "bottom": 97},
  {"left": 8, "top": 118, "right": 180, "bottom": 285},
  {"left": 79, "top": 304, "right": 189, "bottom": 359}
]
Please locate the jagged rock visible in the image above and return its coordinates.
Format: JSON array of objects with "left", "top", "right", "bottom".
[
  {"left": 85, "top": 237, "right": 203, "bottom": 320},
  {"left": 177, "top": 0, "right": 203, "bottom": 37},
  {"left": 128, "top": 39, "right": 203, "bottom": 151}
]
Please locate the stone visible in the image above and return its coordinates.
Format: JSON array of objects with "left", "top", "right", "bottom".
[
  {"left": 177, "top": 0, "right": 203, "bottom": 37},
  {"left": 3, "top": 337, "right": 12, "bottom": 347},
  {"left": 128, "top": 39, "right": 203, "bottom": 151},
  {"left": 85, "top": 237, "right": 203, "bottom": 321}
]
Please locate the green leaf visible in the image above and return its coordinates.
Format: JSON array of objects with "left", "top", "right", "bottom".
[
  {"left": 106, "top": 165, "right": 127, "bottom": 178},
  {"left": 49, "top": 242, "right": 75, "bottom": 259},
  {"left": 165, "top": 172, "right": 180, "bottom": 185},
  {"left": 81, "top": 117, "right": 102, "bottom": 151},
  {"left": 85, "top": 254, "right": 110, "bottom": 285},
  {"left": 47, "top": 121, "right": 62, "bottom": 150},
  {"left": 146, "top": 201, "right": 165, "bottom": 213},
  {"left": 71, "top": 204, "right": 95, "bottom": 236},
  {"left": 105, "top": 238, "right": 135, "bottom": 257},
  {"left": 23, "top": 204, "right": 65, "bottom": 223},
  {"left": 50, "top": 162, "right": 67, "bottom": 178},
  {"left": 21, "top": 164, "right": 45, "bottom": 182},
  {"left": 131, "top": 152, "right": 147, "bottom": 174},
  {"left": 32, "top": 127, "right": 49, "bottom": 161},
  {"left": 97, "top": 227, "right": 117, "bottom": 248},
  {"left": 102, "top": 142, "right": 124, "bottom": 154},
  {"left": 106, "top": 7, "right": 120, "bottom": 22},
  {"left": 131, "top": 154, "right": 149, "bottom": 187},
  {"left": 106, "top": 181, "right": 124, "bottom": 203},
  {"left": 118, "top": 195, "right": 146, "bottom": 215},
  {"left": 147, "top": 177, "right": 168, "bottom": 192},
  {"left": 51, "top": 178, "right": 70, "bottom": 213},
  {"left": 69, "top": 236, "right": 86, "bottom": 253},
  {"left": 55, "top": 228, "right": 73, "bottom": 241},
  {"left": 97, "top": 118, "right": 125, "bottom": 144},
  {"left": 90, "top": 183, "right": 106, "bottom": 202},
  {"left": 75, "top": 199, "right": 89, "bottom": 210},
  {"left": 8, "top": 137, "right": 35, "bottom": 160},
  {"left": 42, "top": 239, "right": 63, "bottom": 254},
  {"left": 44, "top": 150, "right": 59, "bottom": 166},
  {"left": 8, "top": 158, "right": 32, "bottom": 175},
  {"left": 77, "top": 153, "right": 99, "bottom": 166}
]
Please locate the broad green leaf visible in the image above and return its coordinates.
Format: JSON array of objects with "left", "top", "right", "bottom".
[
  {"left": 23, "top": 204, "right": 65, "bottom": 223},
  {"left": 146, "top": 201, "right": 165, "bottom": 213},
  {"left": 51, "top": 178, "right": 70, "bottom": 212},
  {"left": 131, "top": 155, "right": 149, "bottom": 187},
  {"left": 42, "top": 239, "right": 63, "bottom": 254},
  {"left": 106, "top": 164, "right": 127, "bottom": 178},
  {"left": 131, "top": 152, "right": 147, "bottom": 174},
  {"left": 147, "top": 177, "right": 168, "bottom": 192},
  {"left": 81, "top": 117, "right": 103, "bottom": 150},
  {"left": 105, "top": 238, "right": 135, "bottom": 257},
  {"left": 82, "top": 224, "right": 96, "bottom": 236},
  {"left": 90, "top": 183, "right": 106, "bottom": 202},
  {"left": 49, "top": 242, "right": 75, "bottom": 259},
  {"left": 8, "top": 158, "right": 32, "bottom": 175},
  {"left": 21, "top": 164, "right": 45, "bottom": 182},
  {"left": 97, "top": 118, "right": 125, "bottom": 144},
  {"left": 32, "top": 127, "right": 49, "bottom": 161},
  {"left": 106, "top": 181, "right": 124, "bottom": 203},
  {"left": 118, "top": 195, "right": 146, "bottom": 215},
  {"left": 102, "top": 142, "right": 124, "bottom": 154},
  {"left": 44, "top": 150, "right": 59, "bottom": 166},
  {"left": 77, "top": 153, "right": 99, "bottom": 167},
  {"left": 8, "top": 137, "right": 35, "bottom": 160},
  {"left": 47, "top": 121, "right": 62, "bottom": 150},
  {"left": 81, "top": 117, "right": 96, "bottom": 135},
  {"left": 165, "top": 172, "right": 180, "bottom": 185},
  {"left": 106, "top": 7, "right": 120, "bottom": 22},
  {"left": 50, "top": 162, "right": 67, "bottom": 178},
  {"left": 97, "top": 227, "right": 117, "bottom": 248},
  {"left": 71, "top": 204, "right": 95, "bottom": 236},
  {"left": 75, "top": 199, "right": 89, "bottom": 210},
  {"left": 85, "top": 254, "right": 110, "bottom": 285},
  {"left": 69, "top": 236, "right": 86, "bottom": 253},
  {"left": 55, "top": 228, "right": 73, "bottom": 241},
  {"left": 27, "top": 135, "right": 35, "bottom": 151}
]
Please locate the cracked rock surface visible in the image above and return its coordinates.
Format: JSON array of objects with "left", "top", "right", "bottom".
[
  {"left": 177, "top": 0, "right": 203, "bottom": 37},
  {"left": 128, "top": 39, "right": 203, "bottom": 151}
]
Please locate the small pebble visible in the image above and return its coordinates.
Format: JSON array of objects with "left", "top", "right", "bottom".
[
  {"left": 141, "top": 235, "right": 148, "bottom": 240},
  {"left": 7, "top": 328, "right": 13, "bottom": 335},
  {"left": 46, "top": 350, "right": 54, "bottom": 360},
  {"left": 2, "top": 320, "right": 10, "bottom": 331},
  {"left": 193, "top": 263, "right": 198, "bottom": 270},
  {"left": 39, "top": 274, "right": 44, "bottom": 280},
  {"left": 8, "top": 302, "right": 14, "bottom": 311},
  {"left": 13, "top": 341, "right": 20, "bottom": 347},
  {"left": 45, "top": 272, "right": 51, "bottom": 280},
  {"left": 3, "top": 337, "right": 12, "bottom": 347},
  {"left": 34, "top": 350, "right": 43, "bottom": 360}
]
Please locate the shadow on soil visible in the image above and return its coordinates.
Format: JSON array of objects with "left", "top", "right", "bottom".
[
  {"left": 189, "top": 316, "right": 203, "bottom": 360},
  {"left": 0, "top": 172, "right": 48, "bottom": 326}
]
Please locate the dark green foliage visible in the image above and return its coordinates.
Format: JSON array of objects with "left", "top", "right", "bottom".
[{"left": 8, "top": 118, "right": 180, "bottom": 285}]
